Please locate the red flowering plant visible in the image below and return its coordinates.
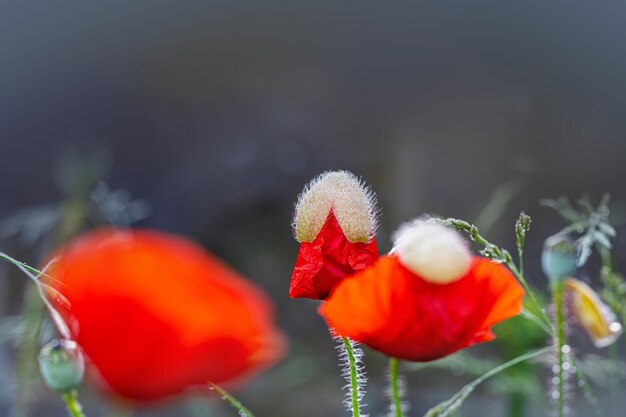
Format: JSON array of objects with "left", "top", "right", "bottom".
[
  {"left": 287, "top": 173, "right": 625, "bottom": 417},
  {"left": 2, "top": 168, "right": 626, "bottom": 417},
  {"left": 287, "top": 172, "right": 533, "bottom": 417},
  {"left": 288, "top": 170, "right": 380, "bottom": 416},
  {"left": 1, "top": 228, "right": 285, "bottom": 416}
]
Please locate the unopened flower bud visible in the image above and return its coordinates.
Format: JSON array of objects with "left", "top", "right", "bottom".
[
  {"left": 292, "top": 170, "right": 377, "bottom": 244},
  {"left": 541, "top": 235, "right": 577, "bottom": 282},
  {"left": 38, "top": 339, "right": 84, "bottom": 392},
  {"left": 565, "top": 278, "right": 622, "bottom": 348},
  {"left": 392, "top": 219, "right": 472, "bottom": 284}
]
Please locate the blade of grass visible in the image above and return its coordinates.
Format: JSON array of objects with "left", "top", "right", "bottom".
[
  {"left": 424, "top": 347, "right": 550, "bottom": 417},
  {"left": 208, "top": 383, "right": 255, "bottom": 417}
]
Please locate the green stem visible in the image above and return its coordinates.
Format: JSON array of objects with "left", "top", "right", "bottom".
[
  {"left": 342, "top": 337, "right": 361, "bottom": 417},
  {"left": 508, "top": 391, "right": 525, "bottom": 417},
  {"left": 553, "top": 280, "right": 566, "bottom": 417},
  {"left": 597, "top": 243, "right": 617, "bottom": 416},
  {"left": 389, "top": 357, "right": 403, "bottom": 417},
  {"left": 14, "top": 285, "right": 45, "bottom": 416},
  {"left": 208, "top": 383, "right": 256, "bottom": 417},
  {"left": 570, "top": 355, "right": 605, "bottom": 417},
  {"left": 608, "top": 341, "right": 619, "bottom": 416},
  {"left": 61, "top": 391, "right": 86, "bottom": 417},
  {"left": 509, "top": 262, "right": 553, "bottom": 331}
]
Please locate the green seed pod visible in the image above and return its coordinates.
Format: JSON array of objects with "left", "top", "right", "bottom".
[
  {"left": 541, "top": 234, "right": 578, "bottom": 282},
  {"left": 38, "top": 339, "right": 85, "bottom": 393}
]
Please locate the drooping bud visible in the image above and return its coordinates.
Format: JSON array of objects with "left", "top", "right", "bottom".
[
  {"left": 38, "top": 339, "right": 85, "bottom": 392},
  {"left": 292, "top": 170, "right": 377, "bottom": 244},
  {"left": 542, "top": 235, "right": 578, "bottom": 282},
  {"left": 290, "top": 170, "right": 379, "bottom": 300},
  {"left": 392, "top": 219, "right": 472, "bottom": 284},
  {"left": 565, "top": 278, "right": 622, "bottom": 348}
]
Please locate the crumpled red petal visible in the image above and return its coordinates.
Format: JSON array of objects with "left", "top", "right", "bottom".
[
  {"left": 320, "top": 255, "right": 524, "bottom": 361},
  {"left": 289, "top": 212, "right": 378, "bottom": 300}
]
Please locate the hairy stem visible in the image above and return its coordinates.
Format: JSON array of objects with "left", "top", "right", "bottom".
[
  {"left": 342, "top": 337, "right": 361, "bottom": 417},
  {"left": 389, "top": 357, "right": 403, "bottom": 417}
]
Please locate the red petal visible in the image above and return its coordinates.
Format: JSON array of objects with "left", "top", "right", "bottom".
[
  {"left": 289, "top": 212, "right": 378, "bottom": 300},
  {"left": 46, "top": 229, "right": 285, "bottom": 401},
  {"left": 320, "top": 255, "right": 523, "bottom": 361}
]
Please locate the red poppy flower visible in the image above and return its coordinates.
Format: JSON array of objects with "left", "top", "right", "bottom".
[
  {"left": 290, "top": 171, "right": 379, "bottom": 300},
  {"left": 320, "top": 220, "right": 524, "bottom": 361},
  {"left": 45, "top": 228, "right": 285, "bottom": 401}
]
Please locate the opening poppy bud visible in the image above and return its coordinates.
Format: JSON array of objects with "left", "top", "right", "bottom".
[
  {"left": 392, "top": 219, "right": 471, "bottom": 284},
  {"left": 290, "top": 171, "right": 379, "bottom": 300},
  {"left": 565, "top": 278, "right": 622, "bottom": 348},
  {"left": 293, "top": 170, "right": 377, "bottom": 244},
  {"left": 38, "top": 339, "right": 85, "bottom": 393},
  {"left": 542, "top": 235, "right": 578, "bottom": 282}
]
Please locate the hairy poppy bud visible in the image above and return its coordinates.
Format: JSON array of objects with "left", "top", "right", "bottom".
[
  {"left": 38, "top": 339, "right": 85, "bottom": 392},
  {"left": 542, "top": 235, "right": 578, "bottom": 282},
  {"left": 290, "top": 171, "right": 379, "bottom": 299},
  {"left": 565, "top": 278, "right": 622, "bottom": 348},
  {"left": 293, "top": 170, "right": 377, "bottom": 244}
]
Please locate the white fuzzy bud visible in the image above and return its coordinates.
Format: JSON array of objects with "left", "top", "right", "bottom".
[
  {"left": 392, "top": 219, "right": 471, "bottom": 284},
  {"left": 292, "top": 171, "right": 378, "bottom": 244}
]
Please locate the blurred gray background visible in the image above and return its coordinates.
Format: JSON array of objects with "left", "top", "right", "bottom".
[{"left": 1, "top": 1, "right": 626, "bottom": 416}]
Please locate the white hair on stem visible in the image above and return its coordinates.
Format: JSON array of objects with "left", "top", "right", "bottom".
[
  {"left": 293, "top": 171, "right": 378, "bottom": 244},
  {"left": 335, "top": 335, "right": 368, "bottom": 417}
]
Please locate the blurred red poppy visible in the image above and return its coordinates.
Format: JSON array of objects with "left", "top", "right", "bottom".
[
  {"left": 320, "top": 255, "right": 524, "bottom": 361},
  {"left": 46, "top": 228, "right": 285, "bottom": 401},
  {"left": 290, "top": 212, "right": 378, "bottom": 299}
]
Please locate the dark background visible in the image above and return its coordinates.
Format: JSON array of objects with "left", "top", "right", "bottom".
[{"left": 1, "top": 1, "right": 626, "bottom": 416}]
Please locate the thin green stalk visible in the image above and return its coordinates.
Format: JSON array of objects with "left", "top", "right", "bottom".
[
  {"left": 570, "top": 355, "right": 605, "bottom": 417},
  {"left": 521, "top": 307, "right": 553, "bottom": 336},
  {"left": 599, "top": 243, "right": 620, "bottom": 415},
  {"left": 424, "top": 347, "right": 550, "bottom": 417},
  {"left": 61, "top": 391, "right": 86, "bottom": 417},
  {"left": 0, "top": 252, "right": 46, "bottom": 278},
  {"left": 508, "top": 262, "right": 553, "bottom": 331},
  {"left": 608, "top": 342, "right": 619, "bottom": 416},
  {"left": 553, "top": 280, "right": 566, "bottom": 417},
  {"left": 342, "top": 337, "right": 361, "bottom": 417},
  {"left": 14, "top": 286, "right": 45, "bottom": 417},
  {"left": 389, "top": 357, "right": 403, "bottom": 417},
  {"left": 208, "top": 383, "right": 255, "bottom": 417}
]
